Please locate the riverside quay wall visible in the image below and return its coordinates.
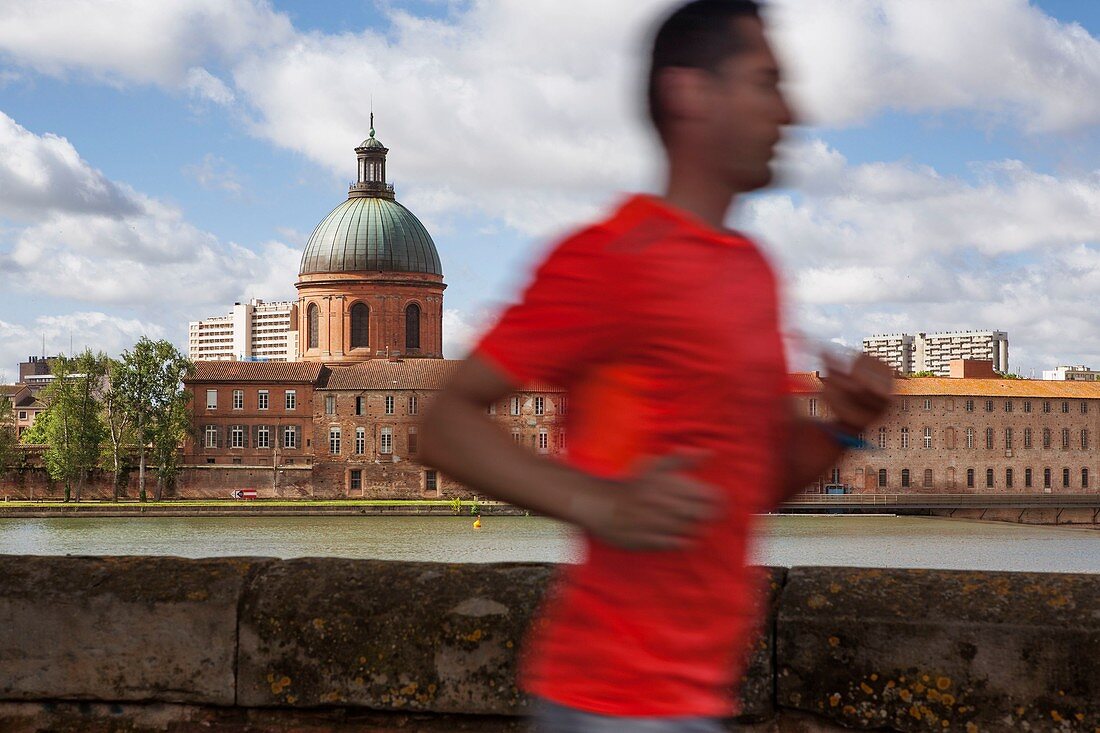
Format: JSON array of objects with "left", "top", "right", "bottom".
[{"left": 2, "top": 557, "right": 1099, "bottom": 732}]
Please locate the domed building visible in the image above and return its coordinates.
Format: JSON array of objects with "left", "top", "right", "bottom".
[{"left": 296, "top": 117, "right": 445, "bottom": 364}]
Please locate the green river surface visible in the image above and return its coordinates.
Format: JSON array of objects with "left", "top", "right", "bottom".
[{"left": 1, "top": 515, "right": 1098, "bottom": 572}]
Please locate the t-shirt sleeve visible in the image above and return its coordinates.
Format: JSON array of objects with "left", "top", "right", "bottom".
[{"left": 474, "top": 230, "right": 621, "bottom": 388}]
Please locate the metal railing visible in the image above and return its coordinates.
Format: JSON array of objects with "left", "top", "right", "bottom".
[{"left": 784, "top": 492, "right": 1100, "bottom": 509}]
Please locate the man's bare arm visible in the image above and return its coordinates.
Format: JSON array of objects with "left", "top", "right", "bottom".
[{"left": 420, "top": 355, "right": 722, "bottom": 550}]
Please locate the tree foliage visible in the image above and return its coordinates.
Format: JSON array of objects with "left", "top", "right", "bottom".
[
  {"left": 0, "top": 397, "right": 18, "bottom": 471},
  {"left": 39, "top": 351, "right": 109, "bottom": 501}
]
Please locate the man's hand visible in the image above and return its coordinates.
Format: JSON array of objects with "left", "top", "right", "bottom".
[
  {"left": 570, "top": 452, "right": 724, "bottom": 551},
  {"left": 821, "top": 352, "right": 895, "bottom": 433}
]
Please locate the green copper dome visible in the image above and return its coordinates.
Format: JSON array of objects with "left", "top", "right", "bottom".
[{"left": 299, "top": 196, "right": 443, "bottom": 276}]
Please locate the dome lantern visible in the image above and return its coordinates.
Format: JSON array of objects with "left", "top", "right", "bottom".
[{"left": 350, "top": 113, "right": 394, "bottom": 200}]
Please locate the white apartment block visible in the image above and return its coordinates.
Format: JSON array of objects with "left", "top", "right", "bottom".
[
  {"left": 862, "top": 331, "right": 1008, "bottom": 377},
  {"left": 1043, "top": 365, "right": 1100, "bottom": 381},
  {"left": 188, "top": 299, "right": 299, "bottom": 362}
]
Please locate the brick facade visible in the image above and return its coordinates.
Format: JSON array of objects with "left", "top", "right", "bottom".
[{"left": 792, "top": 364, "right": 1100, "bottom": 494}]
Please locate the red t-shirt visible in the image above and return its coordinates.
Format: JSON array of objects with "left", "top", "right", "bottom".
[{"left": 475, "top": 194, "right": 791, "bottom": 717}]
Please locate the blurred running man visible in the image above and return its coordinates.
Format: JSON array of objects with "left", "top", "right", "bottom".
[{"left": 422, "top": 1, "right": 894, "bottom": 730}]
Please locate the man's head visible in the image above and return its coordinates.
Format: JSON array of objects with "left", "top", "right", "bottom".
[{"left": 647, "top": 0, "right": 792, "bottom": 192}]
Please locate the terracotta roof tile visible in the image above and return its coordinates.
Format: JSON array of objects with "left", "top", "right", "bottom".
[
  {"left": 788, "top": 372, "right": 1100, "bottom": 398},
  {"left": 321, "top": 359, "right": 564, "bottom": 392},
  {"left": 0, "top": 384, "right": 17, "bottom": 397},
  {"left": 188, "top": 361, "right": 325, "bottom": 383}
]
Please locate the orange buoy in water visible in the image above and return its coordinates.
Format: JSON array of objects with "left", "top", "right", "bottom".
[{"left": 473, "top": 516, "right": 482, "bottom": 530}]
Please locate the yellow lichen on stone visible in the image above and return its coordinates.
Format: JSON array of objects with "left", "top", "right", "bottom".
[
  {"left": 465, "top": 629, "right": 484, "bottom": 642},
  {"left": 312, "top": 618, "right": 326, "bottom": 631},
  {"left": 842, "top": 705, "right": 857, "bottom": 716},
  {"left": 828, "top": 636, "right": 840, "bottom": 647},
  {"left": 965, "top": 722, "right": 979, "bottom": 733},
  {"left": 270, "top": 675, "right": 291, "bottom": 695},
  {"left": 860, "top": 682, "right": 874, "bottom": 695},
  {"left": 401, "top": 682, "right": 418, "bottom": 695},
  {"left": 910, "top": 706, "right": 922, "bottom": 720},
  {"left": 936, "top": 676, "right": 951, "bottom": 690},
  {"left": 1051, "top": 710, "right": 1064, "bottom": 722},
  {"left": 899, "top": 689, "right": 913, "bottom": 702},
  {"left": 829, "top": 693, "right": 841, "bottom": 707}
]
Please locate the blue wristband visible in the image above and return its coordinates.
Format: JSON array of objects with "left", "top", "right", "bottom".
[{"left": 816, "top": 421, "right": 871, "bottom": 450}]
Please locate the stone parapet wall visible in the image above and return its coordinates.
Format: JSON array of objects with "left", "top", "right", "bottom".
[{"left": 1, "top": 557, "right": 1098, "bottom": 732}]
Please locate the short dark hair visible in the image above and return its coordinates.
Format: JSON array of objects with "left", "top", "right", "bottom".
[{"left": 647, "top": 0, "right": 761, "bottom": 132}]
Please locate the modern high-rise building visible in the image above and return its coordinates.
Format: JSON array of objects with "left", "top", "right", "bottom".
[
  {"left": 188, "top": 299, "right": 299, "bottom": 362},
  {"left": 862, "top": 331, "right": 1009, "bottom": 377},
  {"left": 1043, "top": 365, "right": 1100, "bottom": 382}
]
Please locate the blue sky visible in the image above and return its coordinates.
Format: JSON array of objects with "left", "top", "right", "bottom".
[{"left": 0, "top": 0, "right": 1098, "bottom": 382}]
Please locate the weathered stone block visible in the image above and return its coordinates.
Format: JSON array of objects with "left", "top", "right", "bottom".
[
  {"left": 0, "top": 555, "right": 266, "bottom": 705},
  {"left": 730, "top": 566, "right": 787, "bottom": 724},
  {"left": 777, "top": 567, "right": 1100, "bottom": 732},
  {"left": 238, "top": 559, "right": 554, "bottom": 713}
]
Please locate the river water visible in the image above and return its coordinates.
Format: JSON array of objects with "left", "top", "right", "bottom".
[{"left": 1, "top": 515, "right": 1099, "bottom": 573}]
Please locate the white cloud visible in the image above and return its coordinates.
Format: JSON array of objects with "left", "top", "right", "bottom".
[
  {"left": 185, "top": 67, "right": 236, "bottom": 105},
  {"left": 182, "top": 153, "right": 244, "bottom": 195}
]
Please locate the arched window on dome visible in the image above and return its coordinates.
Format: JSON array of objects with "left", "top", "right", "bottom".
[
  {"left": 307, "top": 304, "right": 319, "bottom": 350},
  {"left": 405, "top": 303, "right": 421, "bottom": 350},
  {"left": 350, "top": 303, "right": 369, "bottom": 348}
]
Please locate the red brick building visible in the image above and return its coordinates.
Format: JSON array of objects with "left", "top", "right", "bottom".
[
  {"left": 181, "top": 127, "right": 565, "bottom": 499},
  {"left": 792, "top": 361, "right": 1100, "bottom": 494}
]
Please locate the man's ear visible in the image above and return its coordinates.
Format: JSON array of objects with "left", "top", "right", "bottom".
[{"left": 654, "top": 67, "right": 712, "bottom": 128}]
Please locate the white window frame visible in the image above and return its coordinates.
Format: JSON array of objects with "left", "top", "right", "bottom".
[
  {"left": 923, "top": 427, "right": 932, "bottom": 449},
  {"left": 258, "top": 390, "right": 269, "bottom": 410},
  {"left": 965, "top": 428, "right": 974, "bottom": 449},
  {"left": 329, "top": 426, "right": 341, "bottom": 455},
  {"left": 355, "top": 427, "right": 366, "bottom": 455},
  {"left": 510, "top": 396, "right": 521, "bottom": 415},
  {"left": 808, "top": 398, "right": 818, "bottom": 417},
  {"left": 206, "top": 389, "right": 218, "bottom": 410},
  {"left": 538, "top": 429, "right": 549, "bottom": 452},
  {"left": 283, "top": 425, "right": 297, "bottom": 449},
  {"left": 205, "top": 425, "right": 218, "bottom": 449},
  {"left": 900, "top": 427, "right": 909, "bottom": 449},
  {"left": 408, "top": 395, "right": 418, "bottom": 415},
  {"left": 18, "top": 410, "right": 27, "bottom": 421},
  {"left": 257, "top": 426, "right": 270, "bottom": 449},
  {"left": 534, "top": 396, "right": 545, "bottom": 416},
  {"left": 285, "top": 390, "right": 297, "bottom": 411},
  {"left": 233, "top": 390, "right": 244, "bottom": 410},
  {"left": 230, "top": 425, "right": 245, "bottom": 449},
  {"left": 487, "top": 402, "right": 497, "bottom": 415},
  {"left": 385, "top": 395, "right": 395, "bottom": 415},
  {"left": 380, "top": 427, "right": 393, "bottom": 454},
  {"left": 325, "top": 395, "right": 336, "bottom": 415}
]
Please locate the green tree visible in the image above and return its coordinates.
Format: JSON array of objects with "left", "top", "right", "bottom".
[
  {"left": 40, "top": 351, "right": 108, "bottom": 502},
  {"left": 101, "top": 358, "right": 139, "bottom": 501},
  {"left": 20, "top": 409, "right": 49, "bottom": 445},
  {"left": 0, "top": 398, "right": 18, "bottom": 471},
  {"left": 115, "top": 338, "right": 193, "bottom": 501}
]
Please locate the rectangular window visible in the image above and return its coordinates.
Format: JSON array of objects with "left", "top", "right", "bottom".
[
  {"left": 385, "top": 395, "right": 395, "bottom": 415},
  {"left": 1044, "top": 468, "right": 1051, "bottom": 488},
  {"left": 878, "top": 469, "right": 887, "bottom": 488},
  {"left": 1004, "top": 400, "right": 1012, "bottom": 413},
  {"left": 257, "top": 426, "right": 270, "bottom": 449},
  {"left": 425, "top": 470, "right": 438, "bottom": 492},
  {"left": 1083, "top": 430, "right": 1090, "bottom": 450},
  {"left": 1063, "top": 468, "right": 1071, "bottom": 488},
  {"left": 380, "top": 427, "right": 392, "bottom": 454},
  {"left": 965, "top": 428, "right": 974, "bottom": 449},
  {"left": 901, "top": 427, "right": 909, "bottom": 449},
  {"left": 355, "top": 427, "right": 366, "bottom": 455},
  {"left": 355, "top": 396, "right": 365, "bottom": 416},
  {"left": 512, "top": 430, "right": 522, "bottom": 443},
  {"left": 901, "top": 469, "right": 910, "bottom": 488},
  {"left": 1062, "top": 401, "right": 1070, "bottom": 413},
  {"left": 17, "top": 410, "right": 27, "bottom": 421},
  {"left": 986, "top": 468, "right": 994, "bottom": 488},
  {"left": 538, "top": 429, "right": 549, "bottom": 453},
  {"left": 1043, "top": 400, "right": 1051, "bottom": 413},
  {"left": 329, "top": 426, "right": 341, "bottom": 455},
  {"left": 877, "top": 427, "right": 887, "bottom": 449},
  {"left": 1083, "top": 401, "right": 1089, "bottom": 414},
  {"left": 284, "top": 425, "right": 297, "bottom": 449},
  {"left": 1023, "top": 401, "right": 1032, "bottom": 413},
  {"left": 1005, "top": 428, "right": 1013, "bottom": 450},
  {"left": 286, "top": 390, "right": 297, "bottom": 411},
  {"left": 1006, "top": 468, "right": 1013, "bottom": 489},
  {"left": 966, "top": 469, "right": 975, "bottom": 488},
  {"left": 901, "top": 399, "right": 909, "bottom": 412},
  {"left": 923, "top": 469, "right": 932, "bottom": 487},
  {"left": 408, "top": 395, "right": 419, "bottom": 415},
  {"left": 487, "top": 401, "right": 497, "bottom": 415},
  {"left": 205, "top": 425, "right": 218, "bottom": 448},
  {"left": 535, "top": 396, "right": 545, "bottom": 416},
  {"left": 408, "top": 428, "right": 418, "bottom": 455},
  {"left": 258, "top": 390, "right": 269, "bottom": 410},
  {"left": 1024, "top": 428, "right": 1032, "bottom": 449},
  {"left": 1062, "top": 428, "right": 1070, "bottom": 449},
  {"left": 1083, "top": 468, "right": 1090, "bottom": 489},
  {"left": 207, "top": 389, "right": 218, "bottom": 410},
  {"left": 923, "top": 427, "right": 932, "bottom": 449},
  {"left": 510, "top": 396, "right": 521, "bottom": 415},
  {"left": 558, "top": 430, "right": 567, "bottom": 451},
  {"left": 809, "top": 398, "right": 818, "bottom": 417},
  {"left": 230, "top": 425, "right": 245, "bottom": 448},
  {"left": 233, "top": 390, "right": 244, "bottom": 410},
  {"left": 985, "top": 428, "right": 994, "bottom": 450},
  {"left": 985, "top": 400, "right": 994, "bottom": 412},
  {"left": 965, "top": 399, "right": 974, "bottom": 413},
  {"left": 923, "top": 398, "right": 932, "bottom": 411},
  {"left": 559, "top": 397, "right": 567, "bottom": 415},
  {"left": 1025, "top": 468, "right": 1032, "bottom": 488},
  {"left": 325, "top": 395, "right": 336, "bottom": 415},
  {"left": 1043, "top": 428, "right": 1052, "bottom": 449},
  {"left": 350, "top": 469, "right": 362, "bottom": 491}
]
